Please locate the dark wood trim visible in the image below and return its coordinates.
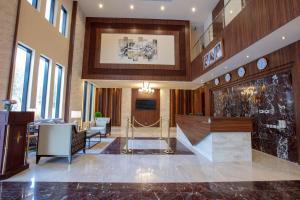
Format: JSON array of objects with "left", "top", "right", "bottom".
[
  {"left": 6, "top": 0, "right": 22, "bottom": 99},
  {"left": 82, "top": 17, "right": 191, "bottom": 81},
  {"left": 64, "top": 1, "right": 78, "bottom": 122},
  {"left": 191, "top": 0, "right": 300, "bottom": 80},
  {"left": 176, "top": 115, "right": 253, "bottom": 145},
  {"left": 293, "top": 42, "right": 300, "bottom": 164}
]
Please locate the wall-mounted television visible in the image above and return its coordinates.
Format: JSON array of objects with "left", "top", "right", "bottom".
[{"left": 136, "top": 99, "right": 156, "bottom": 110}]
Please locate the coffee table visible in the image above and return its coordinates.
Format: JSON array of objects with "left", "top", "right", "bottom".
[{"left": 86, "top": 129, "right": 101, "bottom": 149}]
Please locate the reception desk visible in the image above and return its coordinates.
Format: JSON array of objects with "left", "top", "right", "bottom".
[{"left": 176, "top": 115, "right": 253, "bottom": 162}]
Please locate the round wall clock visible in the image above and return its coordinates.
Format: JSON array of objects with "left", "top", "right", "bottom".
[
  {"left": 257, "top": 58, "right": 268, "bottom": 70},
  {"left": 225, "top": 73, "right": 231, "bottom": 82},
  {"left": 238, "top": 67, "right": 246, "bottom": 77},
  {"left": 214, "top": 78, "right": 220, "bottom": 86}
]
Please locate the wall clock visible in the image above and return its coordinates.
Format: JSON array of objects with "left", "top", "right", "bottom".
[
  {"left": 225, "top": 73, "right": 231, "bottom": 82},
  {"left": 257, "top": 58, "right": 268, "bottom": 70},
  {"left": 238, "top": 67, "right": 246, "bottom": 77},
  {"left": 214, "top": 78, "right": 220, "bottom": 86}
]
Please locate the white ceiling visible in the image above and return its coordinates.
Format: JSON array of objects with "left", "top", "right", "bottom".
[{"left": 78, "top": 0, "right": 219, "bottom": 27}]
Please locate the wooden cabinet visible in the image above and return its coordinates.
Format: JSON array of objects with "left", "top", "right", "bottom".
[{"left": 0, "top": 111, "right": 34, "bottom": 180}]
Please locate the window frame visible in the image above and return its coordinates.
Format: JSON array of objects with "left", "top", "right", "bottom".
[
  {"left": 82, "top": 81, "right": 88, "bottom": 122},
  {"left": 59, "top": 6, "right": 68, "bottom": 36},
  {"left": 45, "top": 0, "right": 56, "bottom": 25},
  {"left": 53, "top": 64, "right": 63, "bottom": 118},
  {"left": 39, "top": 56, "right": 50, "bottom": 119},
  {"left": 27, "top": 0, "right": 39, "bottom": 9},
  {"left": 13, "top": 44, "right": 33, "bottom": 112}
]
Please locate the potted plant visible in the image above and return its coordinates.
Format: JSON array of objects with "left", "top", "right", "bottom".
[
  {"left": 94, "top": 112, "right": 103, "bottom": 119},
  {"left": 2, "top": 100, "right": 17, "bottom": 111}
]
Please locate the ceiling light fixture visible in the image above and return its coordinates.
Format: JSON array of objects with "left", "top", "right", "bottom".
[
  {"left": 282, "top": 36, "right": 286, "bottom": 40},
  {"left": 229, "top": 10, "right": 233, "bottom": 14},
  {"left": 130, "top": 4, "right": 134, "bottom": 10},
  {"left": 192, "top": 7, "right": 196, "bottom": 12},
  {"left": 139, "top": 82, "right": 154, "bottom": 94},
  {"left": 99, "top": 3, "right": 103, "bottom": 8},
  {"left": 160, "top": 5, "right": 165, "bottom": 11},
  {"left": 246, "top": 55, "right": 250, "bottom": 58}
]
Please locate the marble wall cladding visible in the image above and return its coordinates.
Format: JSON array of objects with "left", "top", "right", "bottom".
[
  {"left": 69, "top": 6, "right": 86, "bottom": 119},
  {"left": 0, "top": 0, "right": 19, "bottom": 108},
  {"left": 213, "top": 71, "right": 297, "bottom": 162}
]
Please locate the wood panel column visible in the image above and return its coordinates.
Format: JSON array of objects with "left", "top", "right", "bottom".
[{"left": 293, "top": 41, "right": 300, "bottom": 164}]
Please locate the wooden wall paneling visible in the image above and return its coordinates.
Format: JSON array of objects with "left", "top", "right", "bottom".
[
  {"left": 131, "top": 89, "right": 160, "bottom": 127},
  {"left": 191, "top": 0, "right": 300, "bottom": 80},
  {"left": 82, "top": 18, "right": 191, "bottom": 81},
  {"left": 212, "top": 0, "right": 224, "bottom": 39},
  {"left": 293, "top": 41, "right": 300, "bottom": 163},
  {"left": 64, "top": 1, "right": 78, "bottom": 122},
  {"left": 95, "top": 88, "right": 122, "bottom": 126}
]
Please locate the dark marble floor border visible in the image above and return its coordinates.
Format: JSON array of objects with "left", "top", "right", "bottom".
[
  {"left": 100, "top": 137, "right": 194, "bottom": 155},
  {"left": 1, "top": 181, "right": 300, "bottom": 199}
]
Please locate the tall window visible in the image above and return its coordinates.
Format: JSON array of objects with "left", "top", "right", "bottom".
[
  {"left": 45, "top": 0, "right": 56, "bottom": 24},
  {"left": 89, "top": 85, "right": 94, "bottom": 121},
  {"left": 36, "top": 56, "right": 50, "bottom": 119},
  {"left": 82, "top": 82, "right": 95, "bottom": 122},
  {"left": 27, "top": 0, "right": 38, "bottom": 9},
  {"left": 52, "top": 65, "right": 63, "bottom": 118},
  {"left": 82, "top": 81, "right": 88, "bottom": 122},
  {"left": 59, "top": 6, "right": 68, "bottom": 36},
  {"left": 11, "top": 44, "right": 32, "bottom": 111}
]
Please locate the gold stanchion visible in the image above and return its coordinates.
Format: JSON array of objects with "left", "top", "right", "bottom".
[
  {"left": 164, "top": 119, "right": 174, "bottom": 154},
  {"left": 122, "top": 118, "right": 132, "bottom": 154},
  {"left": 159, "top": 117, "right": 163, "bottom": 140},
  {"left": 131, "top": 116, "right": 135, "bottom": 139}
]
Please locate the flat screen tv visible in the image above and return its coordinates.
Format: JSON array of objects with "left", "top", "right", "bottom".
[{"left": 136, "top": 99, "right": 156, "bottom": 110}]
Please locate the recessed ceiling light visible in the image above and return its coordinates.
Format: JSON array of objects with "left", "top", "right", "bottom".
[
  {"left": 282, "top": 36, "right": 286, "bottom": 40},
  {"left": 99, "top": 3, "right": 103, "bottom": 8},
  {"left": 192, "top": 7, "right": 196, "bottom": 12},
  {"left": 130, "top": 4, "right": 134, "bottom": 10},
  {"left": 246, "top": 55, "right": 250, "bottom": 58},
  {"left": 160, "top": 5, "right": 165, "bottom": 11},
  {"left": 229, "top": 10, "right": 233, "bottom": 14}
]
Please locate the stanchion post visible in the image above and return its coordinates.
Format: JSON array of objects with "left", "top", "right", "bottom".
[
  {"left": 159, "top": 116, "right": 163, "bottom": 140},
  {"left": 122, "top": 118, "right": 132, "bottom": 154},
  {"left": 164, "top": 119, "right": 174, "bottom": 154},
  {"left": 132, "top": 116, "right": 135, "bottom": 139}
]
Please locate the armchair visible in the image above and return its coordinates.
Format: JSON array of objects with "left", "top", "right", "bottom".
[
  {"left": 89, "top": 118, "right": 111, "bottom": 137},
  {"left": 36, "top": 124, "right": 86, "bottom": 164}
]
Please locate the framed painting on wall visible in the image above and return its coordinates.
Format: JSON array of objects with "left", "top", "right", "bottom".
[
  {"left": 99, "top": 33, "right": 176, "bottom": 66},
  {"left": 203, "top": 40, "right": 224, "bottom": 69}
]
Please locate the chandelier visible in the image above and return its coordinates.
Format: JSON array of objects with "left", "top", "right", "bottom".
[{"left": 138, "top": 82, "right": 154, "bottom": 94}]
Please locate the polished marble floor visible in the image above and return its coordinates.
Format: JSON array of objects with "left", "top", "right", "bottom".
[
  {"left": 2, "top": 181, "right": 300, "bottom": 200},
  {"left": 101, "top": 137, "right": 193, "bottom": 155},
  {"left": 5, "top": 136, "right": 300, "bottom": 183}
]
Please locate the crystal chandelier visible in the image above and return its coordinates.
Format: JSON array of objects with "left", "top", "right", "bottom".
[{"left": 138, "top": 82, "right": 154, "bottom": 94}]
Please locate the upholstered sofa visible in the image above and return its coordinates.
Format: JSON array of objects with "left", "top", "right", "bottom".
[
  {"left": 36, "top": 124, "right": 86, "bottom": 164},
  {"left": 89, "top": 118, "right": 111, "bottom": 137}
]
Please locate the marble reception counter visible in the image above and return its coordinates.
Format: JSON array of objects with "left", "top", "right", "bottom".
[{"left": 176, "top": 115, "right": 253, "bottom": 162}]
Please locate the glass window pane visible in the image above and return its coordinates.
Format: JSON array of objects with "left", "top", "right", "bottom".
[
  {"left": 45, "top": 0, "right": 55, "bottom": 24},
  {"left": 52, "top": 65, "right": 63, "bottom": 118},
  {"left": 36, "top": 57, "right": 50, "bottom": 119},
  {"left": 11, "top": 45, "right": 32, "bottom": 112},
  {"left": 27, "top": 0, "right": 38, "bottom": 8},
  {"left": 59, "top": 6, "right": 67, "bottom": 36}
]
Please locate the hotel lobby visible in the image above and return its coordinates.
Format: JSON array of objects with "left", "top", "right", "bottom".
[{"left": 1, "top": 0, "right": 300, "bottom": 199}]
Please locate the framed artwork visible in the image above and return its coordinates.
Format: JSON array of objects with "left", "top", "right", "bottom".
[
  {"left": 203, "top": 40, "right": 224, "bottom": 69},
  {"left": 100, "top": 33, "right": 175, "bottom": 66}
]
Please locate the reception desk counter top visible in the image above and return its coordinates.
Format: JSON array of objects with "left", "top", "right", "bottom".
[
  {"left": 176, "top": 115, "right": 253, "bottom": 145},
  {"left": 176, "top": 115, "right": 253, "bottom": 162}
]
